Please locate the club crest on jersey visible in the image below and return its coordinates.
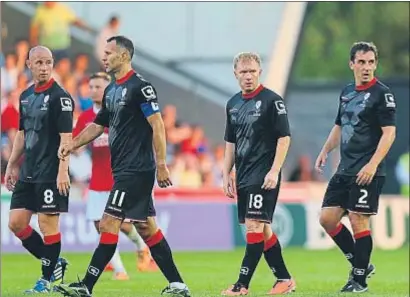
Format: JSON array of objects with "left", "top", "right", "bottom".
[
  {"left": 360, "top": 93, "right": 371, "bottom": 107},
  {"left": 40, "top": 95, "right": 50, "bottom": 110},
  {"left": 141, "top": 85, "right": 157, "bottom": 101},
  {"left": 119, "top": 88, "right": 128, "bottom": 106},
  {"left": 60, "top": 97, "right": 72, "bottom": 111},
  {"left": 253, "top": 100, "right": 262, "bottom": 116}
]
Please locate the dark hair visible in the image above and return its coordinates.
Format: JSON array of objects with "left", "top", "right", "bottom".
[
  {"left": 109, "top": 15, "right": 119, "bottom": 24},
  {"left": 106, "top": 35, "right": 134, "bottom": 60},
  {"left": 350, "top": 41, "right": 378, "bottom": 62},
  {"left": 90, "top": 72, "right": 111, "bottom": 82}
]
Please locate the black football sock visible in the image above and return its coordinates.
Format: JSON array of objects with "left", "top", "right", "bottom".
[
  {"left": 146, "top": 229, "right": 184, "bottom": 283},
  {"left": 237, "top": 232, "right": 265, "bottom": 288},
  {"left": 353, "top": 230, "right": 373, "bottom": 286},
  {"left": 327, "top": 224, "right": 355, "bottom": 266},
  {"left": 263, "top": 233, "right": 291, "bottom": 280},
  {"left": 83, "top": 232, "right": 118, "bottom": 293},
  {"left": 15, "top": 226, "right": 44, "bottom": 259},
  {"left": 41, "top": 233, "right": 62, "bottom": 281}
]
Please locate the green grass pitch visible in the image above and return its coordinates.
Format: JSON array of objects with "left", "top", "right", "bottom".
[{"left": 1, "top": 248, "right": 409, "bottom": 297}]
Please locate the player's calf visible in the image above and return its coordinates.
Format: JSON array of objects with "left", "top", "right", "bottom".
[
  {"left": 135, "top": 218, "right": 189, "bottom": 293},
  {"left": 349, "top": 213, "right": 373, "bottom": 288}
]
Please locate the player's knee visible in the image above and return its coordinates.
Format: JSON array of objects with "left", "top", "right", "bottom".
[
  {"left": 245, "top": 219, "right": 264, "bottom": 233},
  {"left": 348, "top": 212, "right": 370, "bottom": 234},
  {"left": 134, "top": 222, "right": 151, "bottom": 239},
  {"left": 99, "top": 215, "right": 121, "bottom": 234},
  {"left": 319, "top": 213, "right": 339, "bottom": 232},
  {"left": 8, "top": 219, "right": 28, "bottom": 235},
  {"left": 38, "top": 214, "right": 59, "bottom": 236}
]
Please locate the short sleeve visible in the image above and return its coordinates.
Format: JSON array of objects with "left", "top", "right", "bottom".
[
  {"left": 94, "top": 96, "right": 109, "bottom": 127},
  {"left": 271, "top": 97, "right": 291, "bottom": 137},
  {"left": 376, "top": 90, "right": 396, "bottom": 127},
  {"left": 53, "top": 95, "right": 74, "bottom": 133},
  {"left": 62, "top": 5, "right": 76, "bottom": 23},
  {"left": 224, "top": 104, "right": 236, "bottom": 143},
  {"left": 138, "top": 83, "right": 160, "bottom": 118},
  {"left": 334, "top": 101, "right": 342, "bottom": 126}
]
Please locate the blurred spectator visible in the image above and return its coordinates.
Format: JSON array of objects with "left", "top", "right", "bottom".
[
  {"left": 396, "top": 151, "right": 409, "bottom": 197},
  {"left": 178, "top": 154, "right": 203, "bottom": 188},
  {"left": 30, "top": 1, "right": 92, "bottom": 62},
  {"left": 77, "top": 78, "right": 93, "bottom": 111},
  {"left": 213, "top": 145, "right": 225, "bottom": 187},
  {"left": 73, "top": 53, "right": 89, "bottom": 83},
  {"left": 95, "top": 15, "right": 120, "bottom": 66},
  {"left": 1, "top": 52, "right": 19, "bottom": 93},
  {"left": 180, "top": 125, "right": 208, "bottom": 155},
  {"left": 162, "top": 104, "right": 191, "bottom": 162},
  {"left": 1, "top": 89, "right": 20, "bottom": 174},
  {"left": 53, "top": 57, "right": 72, "bottom": 83},
  {"left": 288, "top": 155, "right": 319, "bottom": 182},
  {"left": 199, "top": 153, "right": 216, "bottom": 187},
  {"left": 14, "top": 39, "right": 30, "bottom": 75},
  {"left": 16, "top": 73, "right": 29, "bottom": 93}
]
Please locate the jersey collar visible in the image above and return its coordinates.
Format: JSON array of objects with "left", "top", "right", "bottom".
[
  {"left": 242, "top": 84, "right": 264, "bottom": 99},
  {"left": 34, "top": 78, "right": 55, "bottom": 93},
  {"left": 355, "top": 77, "right": 377, "bottom": 91},
  {"left": 116, "top": 69, "right": 135, "bottom": 85}
]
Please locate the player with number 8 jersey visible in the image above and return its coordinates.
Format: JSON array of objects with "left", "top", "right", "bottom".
[{"left": 5, "top": 46, "right": 72, "bottom": 293}]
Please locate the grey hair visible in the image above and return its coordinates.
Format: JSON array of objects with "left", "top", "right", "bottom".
[{"left": 233, "top": 52, "right": 262, "bottom": 70}]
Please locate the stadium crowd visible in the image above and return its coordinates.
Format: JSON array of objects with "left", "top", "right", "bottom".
[{"left": 1, "top": 2, "right": 319, "bottom": 190}]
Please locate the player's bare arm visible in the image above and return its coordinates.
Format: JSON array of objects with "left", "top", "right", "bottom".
[
  {"left": 223, "top": 141, "right": 236, "bottom": 198},
  {"left": 356, "top": 126, "right": 396, "bottom": 186},
  {"left": 146, "top": 113, "right": 172, "bottom": 188},
  {"left": 262, "top": 136, "right": 290, "bottom": 190},
  {"left": 315, "top": 125, "right": 342, "bottom": 173},
  {"left": 4, "top": 130, "right": 25, "bottom": 191},
  {"left": 57, "top": 133, "right": 72, "bottom": 196},
  {"left": 58, "top": 123, "right": 104, "bottom": 159}
]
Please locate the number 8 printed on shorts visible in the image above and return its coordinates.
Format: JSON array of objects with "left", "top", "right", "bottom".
[
  {"left": 44, "top": 189, "right": 54, "bottom": 204},
  {"left": 249, "top": 194, "right": 263, "bottom": 209}
]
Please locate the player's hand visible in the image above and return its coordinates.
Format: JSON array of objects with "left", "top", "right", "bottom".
[
  {"left": 156, "top": 164, "right": 173, "bottom": 188},
  {"left": 262, "top": 170, "right": 279, "bottom": 190},
  {"left": 4, "top": 163, "right": 18, "bottom": 191},
  {"left": 58, "top": 143, "right": 73, "bottom": 160},
  {"left": 356, "top": 162, "right": 377, "bottom": 186},
  {"left": 57, "top": 170, "right": 71, "bottom": 196},
  {"left": 315, "top": 151, "right": 328, "bottom": 174},
  {"left": 223, "top": 174, "right": 236, "bottom": 199}
]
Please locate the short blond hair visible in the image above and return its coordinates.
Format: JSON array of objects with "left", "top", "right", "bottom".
[{"left": 233, "top": 52, "right": 262, "bottom": 70}]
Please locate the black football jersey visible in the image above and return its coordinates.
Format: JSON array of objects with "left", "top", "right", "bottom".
[
  {"left": 18, "top": 79, "right": 74, "bottom": 182},
  {"left": 335, "top": 78, "right": 396, "bottom": 176},
  {"left": 224, "top": 85, "right": 291, "bottom": 189},
  {"left": 94, "top": 70, "right": 160, "bottom": 177}
]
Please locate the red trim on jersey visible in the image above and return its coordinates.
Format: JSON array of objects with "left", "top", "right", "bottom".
[
  {"left": 355, "top": 77, "right": 377, "bottom": 91},
  {"left": 328, "top": 223, "right": 343, "bottom": 237},
  {"left": 116, "top": 70, "right": 135, "bottom": 84},
  {"left": 16, "top": 226, "right": 33, "bottom": 240},
  {"left": 246, "top": 232, "right": 264, "bottom": 244},
  {"left": 242, "top": 84, "right": 264, "bottom": 99},
  {"left": 34, "top": 78, "right": 55, "bottom": 93},
  {"left": 44, "top": 233, "right": 61, "bottom": 245},
  {"left": 264, "top": 233, "right": 278, "bottom": 251},
  {"left": 354, "top": 230, "right": 371, "bottom": 239},
  {"left": 100, "top": 232, "right": 119, "bottom": 244},
  {"left": 145, "top": 229, "right": 164, "bottom": 247}
]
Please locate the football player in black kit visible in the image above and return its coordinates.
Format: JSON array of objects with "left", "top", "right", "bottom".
[
  {"left": 315, "top": 42, "right": 396, "bottom": 293},
  {"left": 55, "top": 36, "right": 190, "bottom": 297},
  {"left": 5, "top": 46, "right": 72, "bottom": 293},
  {"left": 222, "top": 52, "right": 296, "bottom": 296}
]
